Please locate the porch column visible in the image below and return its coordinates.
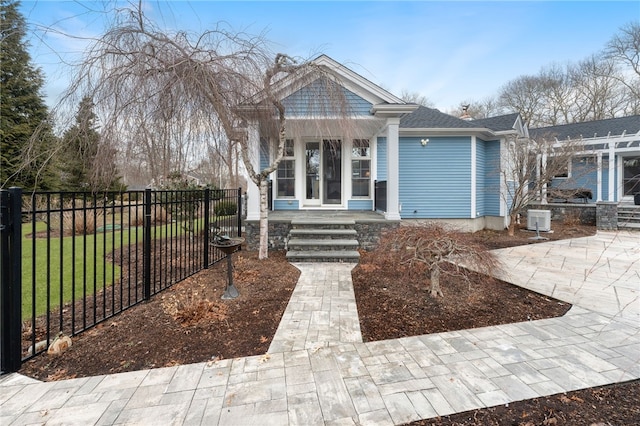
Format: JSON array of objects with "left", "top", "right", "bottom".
[
  {"left": 597, "top": 152, "right": 603, "bottom": 202},
  {"left": 385, "top": 117, "right": 401, "bottom": 220},
  {"left": 246, "top": 122, "right": 261, "bottom": 221},
  {"left": 541, "top": 151, "right": 548, "bottom": 204},
  {"left": 608, "top": 141, "right": 615, "bottom": 202}
]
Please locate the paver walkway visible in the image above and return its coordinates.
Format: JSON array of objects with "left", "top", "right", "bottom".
[{"left": 1, "top": 231, "right": 639, "bottom": 425}]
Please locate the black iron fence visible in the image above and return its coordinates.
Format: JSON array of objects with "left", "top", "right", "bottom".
[{"left": 0, "top": 187, "right": 242, "bottom": 373}]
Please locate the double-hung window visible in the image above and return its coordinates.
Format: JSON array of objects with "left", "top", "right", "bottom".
[
  {"left": 277, "top": 139, "right": 295, "bottom": 197},
  {"left": 351, "top": 139, "right": 370, "bottom": 197}
]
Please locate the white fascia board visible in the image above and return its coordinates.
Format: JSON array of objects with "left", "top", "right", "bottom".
[
  {"left": 371, "top": 104, "right": 420, "bottom": 118},
  {"left": 312, "top": 55, "right": 406, "bottom": 104}
]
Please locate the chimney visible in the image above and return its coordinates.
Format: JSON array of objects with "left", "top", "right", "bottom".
[{"left": 460, "top": 104, "right": 473, "bottom": 120}]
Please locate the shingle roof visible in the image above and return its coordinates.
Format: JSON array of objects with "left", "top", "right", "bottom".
[
  {"left": 529, "top": 116, "right": 640, "bottom": 140},
  {"left": 470, "top": 113, "right": 520, "bottom": 132},
  {"left": 400, "top": 106, "right": 478, "bottom": 129}
]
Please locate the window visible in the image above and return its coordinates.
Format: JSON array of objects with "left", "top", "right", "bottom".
[
  {"left": 277, "top": 139, "right": 295, "bottom": 197},
  {"left": 351, "top": 139, "right": 370, "bottom": 197}
]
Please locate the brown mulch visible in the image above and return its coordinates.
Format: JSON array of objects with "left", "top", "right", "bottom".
[{"left": 18, "top": 223, "right": 640, "bottom": 424}]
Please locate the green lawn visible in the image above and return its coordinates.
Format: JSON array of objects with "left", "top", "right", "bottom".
[{"left": 21, "top": 217, "right": 210, "bottom": 320}]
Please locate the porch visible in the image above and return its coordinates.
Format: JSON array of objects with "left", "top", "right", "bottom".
[{"left": 244, "top": 210, "right": 400, "bottom": 258}]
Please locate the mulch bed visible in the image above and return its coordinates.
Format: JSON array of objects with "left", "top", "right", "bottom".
[{"left": 17, "top": 223, "right": 639, "bottom": 424}]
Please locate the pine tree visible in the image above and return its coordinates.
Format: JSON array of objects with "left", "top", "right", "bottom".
[
  {"left": 1, "top": 0, "right": 56, "bottom": 189},
  {"left": 59, "top": 96, "right": 100, "bottom": 191}
]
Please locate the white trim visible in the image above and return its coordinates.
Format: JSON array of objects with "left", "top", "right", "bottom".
[
  {"left": 471, "top": 136, "right": 477, "bottom": 218},
  {"left": 597, "top": 152, "right": 603, "bottom": 202},
  {"left": 608, "top": 142, "right": 615, "bottom": 201},
  {"left": 246, "top": 122, "right": 261, "bottom": 221},
  {"left": 385, "top": 117, "right": 401, "bottom": 220}
]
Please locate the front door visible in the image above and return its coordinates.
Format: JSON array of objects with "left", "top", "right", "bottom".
[{"left": 304, "top": 139, "right": 342, "bottom": 206}]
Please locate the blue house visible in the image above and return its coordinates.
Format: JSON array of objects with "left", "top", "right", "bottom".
[{"left": 244, "top": 55, "right": 640, "bottom": 236}]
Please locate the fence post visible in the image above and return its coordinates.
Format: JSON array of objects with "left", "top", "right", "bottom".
[
  {"left": 237, "top": 187, "right": 242, "bottom": 238},
  {"left": 203, "top": 188, "right": 210, "bottom": 269},
  {"left": 143, "top": 189, "right": 151, "bottom": 301},
  {"left": 1, "top": 187, "right": 23, "bottom": 373}
]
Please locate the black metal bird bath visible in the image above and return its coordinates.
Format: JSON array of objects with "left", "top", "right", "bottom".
[{"left": 211, "top": 237, "right": 244, "bottom": 300}]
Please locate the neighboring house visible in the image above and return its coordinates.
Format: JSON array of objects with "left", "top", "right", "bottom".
[
  {"left": 244, "top": 55, "right": 640, "bottom": 231},
  {"left": 530, "top": 116, "right": 640, "bottom": 205}
]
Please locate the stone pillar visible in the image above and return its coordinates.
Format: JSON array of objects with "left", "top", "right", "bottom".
[{"left": 596, "top": 201, "right": 617, "bottom": 230}]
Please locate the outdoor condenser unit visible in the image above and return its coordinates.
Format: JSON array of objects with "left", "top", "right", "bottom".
[{"left": 527, "top": 210, "right": 551, "bottom": 232}]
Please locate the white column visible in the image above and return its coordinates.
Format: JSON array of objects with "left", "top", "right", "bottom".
[
  {"left": 541, "top": 151, "right": 548, "bottom": 204},
  {"left": 470, "top": 136, "right": 477, "bottom": 218},
  {"left": 596, "top": 152, "right": 603, "bottom": 202},
  {"left": 385, "top": 117, "right": 401, "bottom": 220},
  {"left": 246, "top": 122, "right": 261, "bottom": 221},
  {"left": 608, "top": 141, "right": 615, "bottom": 201}
]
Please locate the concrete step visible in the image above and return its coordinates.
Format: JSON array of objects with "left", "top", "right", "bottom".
[
  {"left": 290, "top": 219, "right": 356, "bottom": 230},
  {"left": 287, "top": 238, "right": 359, "bottom": 251},
  {"left": 618, "top": 222, "right": 640, "bottom": 229},
  {"left": 286, "top": 250, "right": 360, "bottom": 263},
  {"left": 289, "top": 228, "right": 357, "bottom": 239}
]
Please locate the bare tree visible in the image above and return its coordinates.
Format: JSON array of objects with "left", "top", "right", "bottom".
[
  {"left": 498, "top": 75, "right": 549, "bottom": 126},
  {"left": 400, "top": 89, "right": 433, "bottom": 107},
  {"left": 500, "top": 134, "right": 585, "bottom": 236},
  {"left": 569, "top": 55, "right": 628, "bottom": 122},
  {"left": 446, "top": 97, "right": 501, "bottom": 119},
  {"left": 51, "top": 2, "right": 353, "bottom": 258},
  {"left": 374, "top": 224, "right": 501, "bottom": 298}
]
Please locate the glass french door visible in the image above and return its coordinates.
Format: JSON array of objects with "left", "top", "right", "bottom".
[{"left": 305, "top": 139, "right": 342, "bottom": 206}]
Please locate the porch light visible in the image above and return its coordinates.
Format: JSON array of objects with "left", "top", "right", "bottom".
[{"left": 421, "top": 138, "right": 429, "bottom": 146}]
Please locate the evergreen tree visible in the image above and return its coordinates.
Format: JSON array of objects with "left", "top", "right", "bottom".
[
  {"left": 1, "top": 0, "right": 56, "bottom": 189},
  {"left": 59, "top": 96, "right": 100, "bottom": 191}
]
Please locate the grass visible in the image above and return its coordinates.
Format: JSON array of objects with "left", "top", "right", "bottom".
[{"left": 21, "top": 215, "right": 214, "bottom": 321}]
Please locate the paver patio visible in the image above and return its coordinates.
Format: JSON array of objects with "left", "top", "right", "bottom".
[{"left": 1, "top": 231, "right": 638, "bottom": 425}]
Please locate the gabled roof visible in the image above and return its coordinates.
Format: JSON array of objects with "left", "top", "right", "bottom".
[{"left": 529, "top": 116, "right": 640, "bottom": 140}]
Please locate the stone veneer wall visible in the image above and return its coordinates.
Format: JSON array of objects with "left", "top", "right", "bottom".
[
  {"left": 524, "top": 203, "right": 596, "bottom": 226},
  {"left": 244, "top": 220, "right": 400, "bottom": 251},
  {"left": 244, "top": 220, "right": 292, "bottom": 250},
  {"left": 595, "top": 202, "right": 618, "bottom": 230}
]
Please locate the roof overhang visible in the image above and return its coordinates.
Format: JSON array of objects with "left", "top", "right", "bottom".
[
  {"left": 400, "top": 127, "right": 517, "bottom": 140},
  {"left": 371, "top": 104, "right": 420, "bottom": 118}
]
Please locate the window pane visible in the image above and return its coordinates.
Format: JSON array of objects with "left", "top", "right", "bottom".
[
  {"left": 352, "top": 139, "right": 370, "bottom": 158},
  {"left": 284, "top": 139, "right": 295, "bottom": 157},
  {"left": 277, "top": 159, "right": 295, "bottom": 197},
  {"left": 352, "top": 159, "right": 370, "bottom": 196}
]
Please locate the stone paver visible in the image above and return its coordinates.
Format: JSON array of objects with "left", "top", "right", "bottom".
[{"left": 1, "top": 231, "right": 639, "bottom": 425}]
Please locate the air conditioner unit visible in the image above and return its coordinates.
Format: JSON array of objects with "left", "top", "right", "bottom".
[{"left": 527, "top": 210, "right": 551, "bottom": 232}]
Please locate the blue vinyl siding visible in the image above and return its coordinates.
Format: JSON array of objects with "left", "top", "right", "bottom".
[
  {"left": 549, "top": 155, "right": 616, "bottom": 202},
  {"left": 483, "top": 140, "right": 501, "bottom": 215},
  {"left": 348, "top": 200, "right": 373, "bottom": 210},
  {"left": 282, "top": 80, "right": 372, "bottom": 117},
  {"left": 260, "top": 139, "right": 269, "bottom": 171},
  {"left": 399, "top": 137, "right": 472, "bottom": 219},
  {"left": 377, "top": 137, "right": 387, "bottom": 181},
  {"left": 273, "top": 199, "right": 300, "bottom": 210}
]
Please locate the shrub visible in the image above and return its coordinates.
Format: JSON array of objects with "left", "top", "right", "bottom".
[
  {"left": 214, "top": 201, "right": 237, "bottom": 216},
  {"left": 62, "top": 210, "right": 104, "bottom": 235}
]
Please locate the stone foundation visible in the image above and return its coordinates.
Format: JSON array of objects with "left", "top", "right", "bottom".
[
  {"left": 524, "top": 203, "right": 596, "bottom": 226},
  {"left": 596, "top": 202, "right": 618, "bottom": 230},
  {"left": 244, "top": 219, "right": 400, "bottom": 251}
]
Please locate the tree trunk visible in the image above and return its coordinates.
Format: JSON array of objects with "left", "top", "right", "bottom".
[
  {"left": 258, "top": 178, "right": 269, "bottom": 259},
  {"left": 429, "top": 265, "right": 444, "bottom": 297},
  {"left": 508, "top": 213, "right": 518, "bottom": 236}
]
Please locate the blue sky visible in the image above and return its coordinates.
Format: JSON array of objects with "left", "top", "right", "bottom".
[{"left": 20, "top": 1, "right": 640, "bottom": 112}]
